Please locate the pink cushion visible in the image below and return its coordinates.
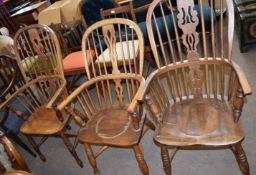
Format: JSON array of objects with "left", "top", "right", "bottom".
[{"left": 63, "top": 50, "right": 93, "bottom": 73}]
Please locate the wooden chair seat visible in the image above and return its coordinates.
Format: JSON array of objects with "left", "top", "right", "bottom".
[
  {"left": 154, "top": 98, "right": 244, "bottom": 147},
  {"left": 20, "top": 105, "right": 70, "bottom": 135},
  {"left": 78, "top": 106, "right": 142, "bottom": 146}
]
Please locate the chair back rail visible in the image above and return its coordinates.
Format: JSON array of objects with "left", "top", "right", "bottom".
[
  {"left": 13, "top": 24, "right": 64, "bottom": 83},
  {"left": 50, "top": 19, "right": 86, "bottom": 55},
  {"left": 82, "top": 18, "right": 144, "bottom": 79},
  {"left": 101, "top": 1, "right": 137, "bottom": 22},
  {"left": 146, "top": 0, "right": 234, "bottom": 68}
]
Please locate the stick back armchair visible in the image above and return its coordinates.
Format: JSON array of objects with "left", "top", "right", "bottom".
[
  {"left": 58, "top": 18, "right": 153, "bottom": 175},
  {"left": 0, "top": 24, "right": 83, "bottom": 167},
  {"left": 130, "top": 0, "right": 252, "bottom": 174}
]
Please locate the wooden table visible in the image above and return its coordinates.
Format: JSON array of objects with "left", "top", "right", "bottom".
[{"left": 10, "top": 1, "right": 51, "bottom": 26}]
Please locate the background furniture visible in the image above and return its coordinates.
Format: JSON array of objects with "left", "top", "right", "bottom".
[
  {"left": 0, "top": 55, "right": 35, "bottom": 157},
  {"left": 50, "top": 18, "right": 90, "bottom": 90},
  {"left": 0, "top": 3, "right": 16, "bottom": 33},
  {"left": 2, "top": 24, "right": 83, "bottom": 167},
  {"left": 234, "top": 0, "right": 256, "bottom": 52},
  {"left": 38, "top": 0, "right": 82, "bottom": 25},
  {"left": 0, "top": 131, "right": 30, "bottom": 173},
  {"left": 132, "top": 0, "right": 252, "bottom": 174},
  {"left": 57, "top": 18, "right": 154, "bottom": 175},
  {"left": 10, "top": 1, "right": 51, "bottom": 26}
]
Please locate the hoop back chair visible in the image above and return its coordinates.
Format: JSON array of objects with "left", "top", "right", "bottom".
[
  {"left": 57, "top": 18, "right": 152, "bottom": 175},
  {"left": 0, "top": 24, "right": 83, "bottom": 167},
  {"left": 0, "top": 132, "right": 29, "bottom": 173},
  {"left": 0, "top": 55, "right": 35, "bottom": 157},
  {"left": 131, "top": 0, "right": 252, "bottom": 174}
]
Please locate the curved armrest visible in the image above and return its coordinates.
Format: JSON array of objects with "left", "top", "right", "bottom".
[
  {"left": 231, "top": 61, "right": 252, "bottom": 95},
  {"left": 0, "top": 75, "right": 64, "bottom": 111}
]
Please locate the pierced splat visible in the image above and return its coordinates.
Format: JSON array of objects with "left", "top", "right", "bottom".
[
  {"left": 102, "top": 24, "right": 119, "bottom": 75},
  {"left": 176, "top": 0, "right": 199, "bottom": 60},
  {"left": 102, "top": 24, "right": 124, "bottom": 106},
  {"left": 28, "top": 29, "right": 50, "bottom": 74},
  {"left": 176, "top": 0, "right": 203, "bottom": 97}
]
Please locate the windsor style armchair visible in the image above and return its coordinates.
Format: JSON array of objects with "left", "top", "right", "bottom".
[
  {"left": 130, "top": 0, "right": 251, "bottom": 174},
  {"left": 58, "top": 18, "right": 154, "bottom": 175},
  {"left": 0, "top": 55, "right": 35, "bottom": 157},
  {"left": 0, "top": 131, "right": 30, "bottom": 173},
  {"left": 0, "top": 24, "right": 83, "bottom": 167}
]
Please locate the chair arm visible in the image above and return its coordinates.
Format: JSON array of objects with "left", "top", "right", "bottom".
[
  {"left": 0, "top": 75, "right": 62, "bottom": 111},
  {"left": 46, "top": 78, "right": 67, "bottom": 109},
  {"left": 231, "top": 61, "right": 252, "bottom": 95}
]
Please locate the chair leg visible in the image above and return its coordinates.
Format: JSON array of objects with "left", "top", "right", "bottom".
[
  {"left": 26, "top": 135, "right": 46, "bottom": 161},
  {"left": 6, "top": 130, "right": 36, "bottom": 157},
  {"left": 231, "top": 142, "right": 250, "bottom": 175},
  {"left": 59, "top": 131, "right": 83, "bottom": 168},
  {"left": 84, "top": 143, "right": 100, "bottom": 175},
  {"left": 133, "top": 144, "right": 149, "bottom": 175},
  {"left": 160, "top": 145, "right": 172, "bottom": 175}
]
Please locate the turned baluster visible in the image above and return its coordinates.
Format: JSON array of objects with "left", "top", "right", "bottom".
[
  {"left": 233, "top": 88, "right": 244, "bottom": 123},
  {"left": 145, "top": 95, "right": 162, "bottom": 123}
]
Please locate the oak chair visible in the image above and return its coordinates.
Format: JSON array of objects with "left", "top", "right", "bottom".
[
  {"left": 0, "top": 24, "right": 83, "bottom": 167},
  {"left": 131, "top": 0, "right": 252, "bottom": 174},
  {"left": 0, "top": 131, "right": 30, "bottom": 173},
  {"left": 0, "top": 55, "right": 35, "bottom": 157},
  {"left": 58, "top": 18, "right": 154, "bottom": 175}
]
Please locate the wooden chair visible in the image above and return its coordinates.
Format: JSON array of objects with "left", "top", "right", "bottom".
[
  {"left": 0, "top": 3, "right": 16, "bottom": 34},
  {"left": 57, "top": 18, "right": 154, "bottom": 175},
  {"left": 0, "top": 131, "right": 30, "bottom": 173},
  {"left": 49, "top": 18, "right": 91, "bottom": 90},
  {"left": 0, "top": 55, "right": 35, "bottom": 157},
  {"left": 131, "top": 0, "right": 252, "bottom": 174},
  {"left": 0, "top": 24, "right": 83, "bottom": 167},
  {"left": 50, "top": 19, "right": 86, "bottom": 55}
]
